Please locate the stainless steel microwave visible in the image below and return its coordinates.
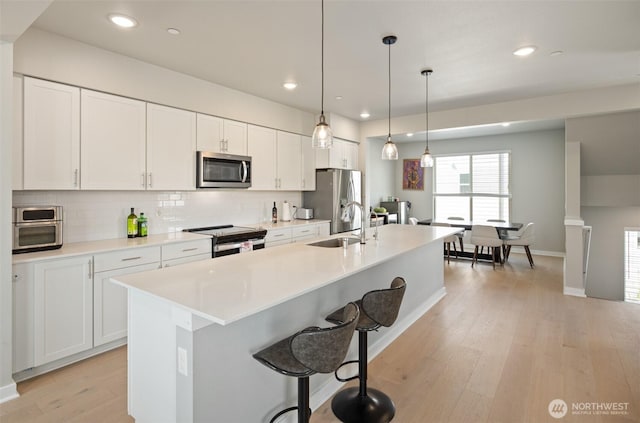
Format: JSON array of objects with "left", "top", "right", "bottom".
[
  {"left": 196, "top": 151, "right": 252, "bottom": 189},
  {"left": 12, "top": 206, "right": 63, "bottom": 254}
]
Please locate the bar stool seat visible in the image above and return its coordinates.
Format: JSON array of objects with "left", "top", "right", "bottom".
[
  {"left": 253, "top": 302, "right": 359, "bottom": 423},
  {"left": 325, "top": 277, "right": 407, "bottom": 423}
]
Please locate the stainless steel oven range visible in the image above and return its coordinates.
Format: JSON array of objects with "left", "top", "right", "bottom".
[{"left": 183, "top": 225, "right": 267, "bottom": 258}]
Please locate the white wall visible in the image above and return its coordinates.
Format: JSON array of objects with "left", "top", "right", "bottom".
[
  {"left": 366, "top": 138, "right": 395, "bottom": 210},
  {"left": 390, "top": 129, "right": 566, "bottom": 255}
]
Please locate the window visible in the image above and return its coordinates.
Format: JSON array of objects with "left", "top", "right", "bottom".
[
  {"left": 433, "top": 152, "right": 510, "bottom": 221},
  {"left": 624, "top": 228, "right": 640, "bottom": 304}
]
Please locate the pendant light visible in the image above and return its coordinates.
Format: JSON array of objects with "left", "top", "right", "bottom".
[
  {"left": 311, "top": 0, "right": 333, "bottom": 149},
  {"left": 381, "top": 35, "right": 399, "bottom": 160},
  {"left": 420, "top": 68, "right": 434, "bottom": 168}
]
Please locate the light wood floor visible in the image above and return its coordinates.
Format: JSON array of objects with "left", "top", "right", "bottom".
[{"left": 2, "top": 254, "right": 639, "bottom": 422}]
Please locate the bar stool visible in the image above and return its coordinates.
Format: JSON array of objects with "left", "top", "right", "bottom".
[
  {"left": 253, "top": 302, "right": 359, "bottom": 423},
  {"left": 325, "top": 277, "right": 407, "bottom": 422}
]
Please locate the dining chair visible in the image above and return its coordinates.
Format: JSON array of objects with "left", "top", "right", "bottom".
[
  {"left": 502, "top": 222, "right": 535, "bottom": 267},
  {"left": 447, "top": 217, "right": 465, "bottom": 251},
  {"left": 470, "top": 225, "right": 503, "bottom": 269},
  {"left": 482, "top": 219, "right": 508, "bottom": 255},
  {"left": 431, "top": 222, "right": 459, "bottom": 263}
]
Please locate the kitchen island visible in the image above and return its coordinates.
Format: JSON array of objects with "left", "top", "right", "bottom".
[{"left": 112, "top": 224, "right": 458, "bottom": 423}]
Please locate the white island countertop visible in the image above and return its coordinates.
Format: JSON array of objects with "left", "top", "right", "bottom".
[{"left": 112, "top": 224, "right": 458, "bottom": 326}]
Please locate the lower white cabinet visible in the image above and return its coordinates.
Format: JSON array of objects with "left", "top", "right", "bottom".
[
  {"left": 265, "top": 227, "right": 292, "bottom": 247},
  {"left": 13, "top": 263, "right": 34, "bottom": 373},
  {"left": 161, "top": 238, "right": 211, "bottom": 267},
  {"left": 33, "top": 256, "right": 93, "bottom": 366},
  {"left": 265, "top": 222, "right": 330, "bottom": 247},
  {"left": 93, "top": 262, "right": 160, "bottom": 347}
]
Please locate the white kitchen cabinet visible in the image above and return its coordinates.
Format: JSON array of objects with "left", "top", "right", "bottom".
[
  {"left": 93, "top": 247, "right": 161, "bottom": 347},
  {"left": 196, "top": 114, "right": 247, "bottom": 155},
  {"left": 161, "top": 238, "right": 212, "bottom": 267},
  {"left": 315, "top": 138, "right": 359, "bottom": 170},
  {"left": 13, "top": 263, "right": 34, "bottom": 373},
  {"left": 265, "top": 227, "right": 293, "bottom": 247},
  {"left": 80, "top": 89, "right": 146, "bottom": 190},
  {"left": 276, "top": 131, "right": 302, "bottom": 190},
  {"left": 34, "top": 255, "right": 93, "bottom": 366},
  {"left": 147, "top": 103, "right": 197, "bottom": 190},
  {"left": 13, "top": 76, "right": 23, "bottom": 190},
  {"left": 301, "top": 135, "right": 316, "bottom": 191},
  {"left": 23, "top": 77, "right": 80, "bottom": 190},
  {"left": 247, "top": 125, "right": 277, "bottom": 190}
]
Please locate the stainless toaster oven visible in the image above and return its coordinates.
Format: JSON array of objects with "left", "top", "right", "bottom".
[{"left": 12, "top": 206, "right": 63, "bottom": 254}]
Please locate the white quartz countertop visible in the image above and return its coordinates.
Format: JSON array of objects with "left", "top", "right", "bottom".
[
  {"left": 112, "top": 224, "right": 459, "bottom": 326},
  {"left": 12, "top": 232, "right": 209, "bottom": 264}
]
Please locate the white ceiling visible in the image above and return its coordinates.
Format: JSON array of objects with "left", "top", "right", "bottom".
[{"left": 23, "top": 0, "right": 640, "bottom": 134}]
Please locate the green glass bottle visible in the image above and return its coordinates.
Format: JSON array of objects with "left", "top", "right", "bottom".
[
  {"left": 127, "top": 208, "right": 138, "bottom": 238},
  {"left": 137, "top": 212, "right": 148, "bottom": 237}
]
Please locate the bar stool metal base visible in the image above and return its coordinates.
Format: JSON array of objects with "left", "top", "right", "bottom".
[{"left": 331, "top": 386, "right": 395, "bottom": 423}]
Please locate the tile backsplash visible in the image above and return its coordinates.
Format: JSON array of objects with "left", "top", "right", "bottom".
[{"left": 13, "top": 190, "right": 303, "bottom": 243}]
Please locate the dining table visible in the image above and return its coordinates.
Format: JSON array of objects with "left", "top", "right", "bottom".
[{"left": 417, "top": 218, "right": 523, "bottom": 262}]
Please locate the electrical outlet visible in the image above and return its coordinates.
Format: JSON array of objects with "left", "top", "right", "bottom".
[{"left": 178, "top": 347, "right": 188, "bottom": 376}]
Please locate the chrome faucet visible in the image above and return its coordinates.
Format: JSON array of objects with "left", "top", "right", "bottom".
[
  {"left": 343, "top": 201, "right": 367, "bottom": 244},
  {"left": 370, "top": 209, "right": 380, "bottom": 240}
]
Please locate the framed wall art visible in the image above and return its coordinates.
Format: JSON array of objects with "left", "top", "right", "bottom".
[{"left": 402, "top": 159, "right": 424, "bottom": 190}]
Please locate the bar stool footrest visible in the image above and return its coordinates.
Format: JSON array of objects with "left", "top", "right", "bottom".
[
  {"left": 331, "top": 386, "right": 395, "bottom": 423},
  {"left": 334, "top": 360, "right": 360, "bottom": 383}
]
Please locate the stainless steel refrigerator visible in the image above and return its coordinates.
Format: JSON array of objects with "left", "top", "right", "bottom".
[
  {"left": 303, "top": 169, "right": 362, "bottom": 234},
  {"left": 380, "top": 201, "right": 411, "bottom": 224}
]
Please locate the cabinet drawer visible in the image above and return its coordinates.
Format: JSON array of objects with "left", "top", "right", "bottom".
[
  {"left": 265, "top": 228, "right": 292, "bottom": 243},
  {"left": 162, "top": 253, "right": 211, "bottom": 268},
  {"left": 292, "top": 225, "right": 317, "bottom": 239},
  {"left": 162, "top": 239, "right": 211, "bottom": 261},
  {"left": 94, "top": 247, "right": 161, "bottom": 272}
]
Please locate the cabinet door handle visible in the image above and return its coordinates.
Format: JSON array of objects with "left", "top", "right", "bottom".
[
  {"left": 88, "top": 259, "right": 93, "bottom": 277},
  {"left": 141, "top": 173, "right": 146, "bottom": 187},
  {"left": 148, "top": 173, "right": 153, "bottom": 188},
  {"left": 121, "top": 256, "right": 142, "bottom": 262},
  {"left": 182, "top": 247, "right": 198, "bottom": 252},
  {"left": 74, "top": 169, "right": 79, "bottom": 187}
]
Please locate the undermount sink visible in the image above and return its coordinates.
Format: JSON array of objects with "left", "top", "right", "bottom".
[{"left": 308, "top": 237, "right": 361, "bottom": 248}]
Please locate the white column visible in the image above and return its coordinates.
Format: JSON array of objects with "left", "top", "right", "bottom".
[{"left": 564, "top": 141, "right": 585, "bottom": 296}]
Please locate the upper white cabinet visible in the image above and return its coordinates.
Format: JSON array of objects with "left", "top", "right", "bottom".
[
  {"left": 34, "top": 255, "right": 93, "bottom": 366},
  {"left": 146, "top": 103, "right": 196, "bottom": 190},
  {"left": 23, "top": 77, "right": 80, "bottom": 190},
  {"left": 80, "top": 89, "right": 146, "bottom": 190},
  {"left": 196, "top": 114, "right": 247, "bottom": 155},
  {"left": 276, "top": 131, "right": 302, "bottom": 190},
  {"left": 13, "top": 76, "right": 24, "bottom": 190},
  {"left": 301, "top": 135, "right": 316, "bottom": 191},
  {"left": 247, "top": 125, "right": 277, "bottom": 190},
  {"left": 248, "top": 125, "right": 307, "bottom": 191},
  {"left": 315, "top": 138, "right": 359, "bottom": 170}
]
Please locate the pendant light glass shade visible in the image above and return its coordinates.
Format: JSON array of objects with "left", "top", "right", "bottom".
[
  {"left": 381, "top": 35, "right": 398, "bottom": 160},
  {"left": 420, "top": 68, "right": 434, "bottom": 168},
  {"left": 312, "top": 0, "right": 332, "bottom": 149},
  {"left": 382, "top": 136, "right": 399, "bottom": 160},
  {"left": 312, "top": 114, "right": 333, "bottom": 148}
]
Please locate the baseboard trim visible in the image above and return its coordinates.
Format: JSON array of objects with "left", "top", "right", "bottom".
[
  {"left": 564, "top": 286, "right": 586, "bottom": 297},
  {"left": 308, "top": 287, "right": 447, "bottom": 415},
  {"left": 0, "top": 382, "right": 19, "bottom": 404}
]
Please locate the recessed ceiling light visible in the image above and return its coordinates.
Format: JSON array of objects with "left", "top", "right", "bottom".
[
  {"left": 360, "top": 112, "right": 370, "bottom": 119},
  {"left": 167, "top": 28, "right": 181, "bottom": 35},
  {"left": 513, "top": 45, "right": 537, "bottom": 57},
  {"left": 550, "top": 50, "right": 564, "bottom": 57},
  {"left": 335, "top": 96, "right": 343, "bottom": 100},
  {"left": 406, "top": 133, "right": 414, "bottom": 137},
  {"left": 283, "top": 82, "right": 297, "bottom": 90},
  {"left": 108, "top": 13, "right": 138, "bottom": 28}
]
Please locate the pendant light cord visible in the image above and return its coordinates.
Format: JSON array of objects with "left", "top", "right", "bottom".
[
  {"left": 388, "top": 41, "right": 391, "bottom": 138},
  {"left": 320, "top": 0, "right": 325, "bottom": 116},
  {"left": 425, "top": 71, "right": 429, "bottom": 150}
]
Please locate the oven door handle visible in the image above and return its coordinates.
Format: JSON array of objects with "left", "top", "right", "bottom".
[{"left": 214, "top": 238, "right": 265, "bottom": 252}]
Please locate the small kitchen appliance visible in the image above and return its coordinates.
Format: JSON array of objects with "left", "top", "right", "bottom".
[
  {"left": 12, "top": 206, "right": 63, "bottom": 253},
  {"left": 196, "top": 151, "right": 252, "bottom": 189},
  {"left": 295, "top": 208, "right": 314, "bottom": 220}
]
